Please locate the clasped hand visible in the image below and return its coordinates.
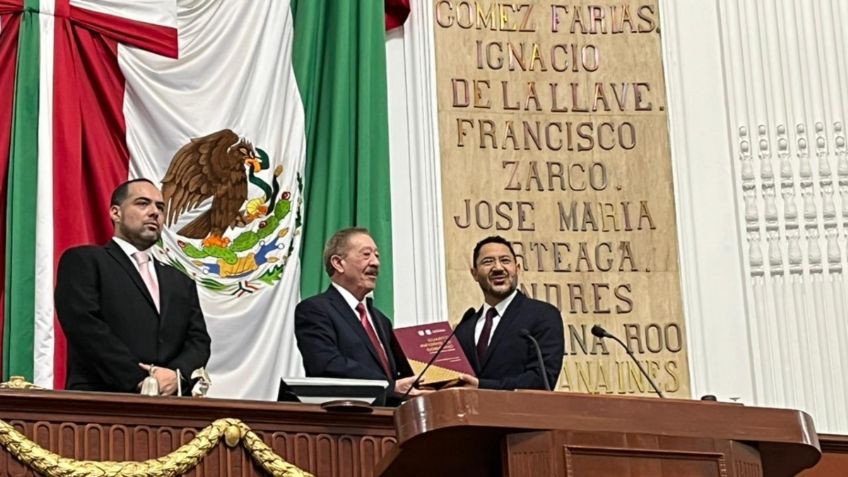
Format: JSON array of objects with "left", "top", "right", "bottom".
[{"left": 139, "top": 363, "right": 179, "bottom": 396}]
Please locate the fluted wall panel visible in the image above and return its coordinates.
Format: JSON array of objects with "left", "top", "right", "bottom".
[
  {"left": 387, "top": 0, "right": 848, "bottom": 433},
  {"left": 715, "top": 0, "right": 848, "bottom": 431}
]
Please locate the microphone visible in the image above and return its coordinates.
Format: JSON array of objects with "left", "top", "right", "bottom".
[
  {"left": 591, "top": 324, "right": 664, "bottom": 398},
  {"left": 401, "top": 307, "right": 476, "bottom": 400},
  {"left": 519, "top": 328, "right": 551, "bottom": 391}
]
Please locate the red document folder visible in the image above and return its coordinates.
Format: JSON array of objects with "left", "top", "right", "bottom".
[{"left": 394, "top": 322, "right": 475, "bottom": 387}]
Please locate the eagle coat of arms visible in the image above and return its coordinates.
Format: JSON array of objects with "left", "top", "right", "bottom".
[{"left": 157, "top": 129, "right": 300, "bottom": 295}]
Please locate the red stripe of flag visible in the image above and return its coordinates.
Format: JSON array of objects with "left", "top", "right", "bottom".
[
  {"left": 51, "top": 0, "right": 177, "bottom": 388},
  {"left": 0, "top": 1, "right": 22, "bottom": 15},
  {"left": 0, "top": 9, "right": 22, "bottom": 376}
]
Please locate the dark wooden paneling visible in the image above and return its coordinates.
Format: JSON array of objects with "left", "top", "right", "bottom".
[
  {"left": 1, "top": 388, "right": 833, "bottom": 477},
  {"left": 558, "top": 431, "right": 730, "bottom": 477},
  {"left": 0, "top": 389, "right": 396, "bottom": 477},
  {"left": 380, "top": 389, "right": 821, "bottom": 477},
  {"left": 799, "top": 434, "right": 848, "bottom": 477}
]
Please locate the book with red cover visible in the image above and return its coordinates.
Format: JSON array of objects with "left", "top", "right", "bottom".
[{"left": 394, "top": 322, "right": 475, "bottom": 387}]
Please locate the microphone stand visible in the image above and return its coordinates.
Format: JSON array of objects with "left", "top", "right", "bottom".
[
  {"left": 592, "top": 325, "right": 664, "bottom": 398},
  {"left": 400, "top": 308, "right": 475, "bottom": 400},
  {"left": 520, "top": 329, "right": 550, "bottom": 391}
]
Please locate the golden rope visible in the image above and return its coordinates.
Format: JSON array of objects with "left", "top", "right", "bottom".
[
  {"left": 0, "top": 417, "right": 313, "bottom": 477},
  {"left": 0, "top": 376, "right": 42, "bottom": 390}
]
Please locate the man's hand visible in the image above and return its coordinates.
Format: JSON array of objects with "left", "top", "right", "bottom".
[
  {"left": 393, "top": 376, "right": 434, "bottom": 398},
  {"left": 457, "top": 374, "right": 479, "bottom": 388},
  {"left": 139, "top": 364, "right": 179, "bottom": 396}
]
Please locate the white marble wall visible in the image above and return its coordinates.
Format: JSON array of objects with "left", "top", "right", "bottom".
[{"left": 386, "top": 0, "right": 848, "bottom": 433}]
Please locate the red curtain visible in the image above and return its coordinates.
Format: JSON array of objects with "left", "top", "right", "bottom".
[{"left": 385, "top": 0, "right": 410, "bottom": 30}]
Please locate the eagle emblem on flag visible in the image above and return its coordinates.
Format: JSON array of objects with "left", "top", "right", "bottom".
[{"left": 156, "top": 129, "right": 301, "bottom": 295}]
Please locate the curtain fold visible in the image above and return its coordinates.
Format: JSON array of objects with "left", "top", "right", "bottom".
[
  {"left": 0, "top": 0, "right": 178, "bottom": 385},
  {"left": 3, "top": 0, "right": 38, "bottom": 380},
  {"left": 0, "top": 5, "right": 22, "bottom": 376},
  {"left": 292, "top": 0, "right": 396, "bottom": 315}
]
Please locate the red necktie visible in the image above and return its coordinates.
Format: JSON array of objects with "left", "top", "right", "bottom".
[
  {"left": 356, "top": 303, "right": 391, "bottom": 377},
  {"left": 476, "top": 307, "right": 498, "bottom": 363}
]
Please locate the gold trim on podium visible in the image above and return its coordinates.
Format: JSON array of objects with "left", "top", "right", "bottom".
[
  {"left": 0, "top": 416, "right": 312, "bottom": 477},
  {"left": 0, "top": 376, "right": 42, "bottom": 390}
]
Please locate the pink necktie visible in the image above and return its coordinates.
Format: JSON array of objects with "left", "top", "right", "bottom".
[
  {"left": 133, "top": 251, "right": 160, "bottom": 312},
  {"left": 356, "top": 303, "right": 391, "bottom": 378}
]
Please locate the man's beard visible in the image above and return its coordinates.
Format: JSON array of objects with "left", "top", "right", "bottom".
[{"left": 482, "top": 273, "right": 517, "bottom": 299}]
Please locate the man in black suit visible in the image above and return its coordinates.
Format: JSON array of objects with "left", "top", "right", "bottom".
[
  {"left": 456, "top": 236, "right": 564, "bottom": 390},
  {"left": 55, "top": 179, "right": 211, "bottom": 395},
  {"left": 295, "top": 227, "right": 424, "bottom": 399}
]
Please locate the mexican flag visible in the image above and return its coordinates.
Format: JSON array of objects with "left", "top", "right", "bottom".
[{"left": 0, "top": 0, "right": 407, "bottom": 399}]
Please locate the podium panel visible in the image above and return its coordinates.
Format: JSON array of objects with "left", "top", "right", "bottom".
[
  {"left": 506, "top": 431, "right": 769, "bottom": 477},
  {"left": 0, "top": 387, "right": 827, "bottom": 477},
  {"left": 0, "top": 389, "right": 396, "bottom": 476},
  {"left": 378, "top": 389, "right": 820, "bottom": 477},
  {"left": 507, "top": 432, "right": 739, "bottom": 477},
  {"left": 799, "top": 435, "right": 848, "bottom": 477}
]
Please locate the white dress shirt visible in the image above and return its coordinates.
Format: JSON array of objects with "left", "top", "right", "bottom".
[
  {"left": 331, "top": 282, "right": 387, "bottom": 353},
  {"left": 112, "top": 236, "right": 159, "bottom": 291},
  {"left": 474, "top": 289, "right": 518, "bottom": 346}
]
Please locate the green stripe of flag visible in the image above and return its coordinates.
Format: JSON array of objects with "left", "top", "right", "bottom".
[
  {"left": 3, "top": 1, "right": 40, "bottom": 380},
  {"left": 292, "top": 0, "right": 395, "bottom": 315}
]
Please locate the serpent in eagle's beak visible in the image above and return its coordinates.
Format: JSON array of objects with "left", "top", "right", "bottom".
[{"left": 245, "top": 156, "right": 262, "bottom": 173}]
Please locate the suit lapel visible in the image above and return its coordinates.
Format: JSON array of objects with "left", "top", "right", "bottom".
[
  {"left": 155, "top": 260, "right": 170, "bottom": 323},
  {"left": 325, "top": 287, "right": 386, "bottom": 374},
  {"left": 480, "top": 292, "right": 526, "bottom": 370},
  {"left": 456, "top": 308, "right": 482, "bottom": 372},
  {"left": 105, "top": 241, "right": 159, "bottom": 315},
  {"left": 367, "top": 300, "right": 395, "bottom": 374}
]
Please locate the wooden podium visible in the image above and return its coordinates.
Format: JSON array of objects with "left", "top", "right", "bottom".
[
  {"left": 377, "top": 389, "right": 821, "bottom": 477},
  {"left": 0, "top": 388, "right": 398, "bottom": 476},
  {"left": 0, "top": 388, "right": 822, "bottom": 476}
]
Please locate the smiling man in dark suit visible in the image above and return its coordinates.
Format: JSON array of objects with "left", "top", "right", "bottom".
[
  {"left": 455, "top": 236, "right": 564, "bottom": 390},
  {"left": 294, "top": 227, "right": 423, "bottom": 400},
  {"left": 55, "top": 178, "right": 211, "bottom": 395}
]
